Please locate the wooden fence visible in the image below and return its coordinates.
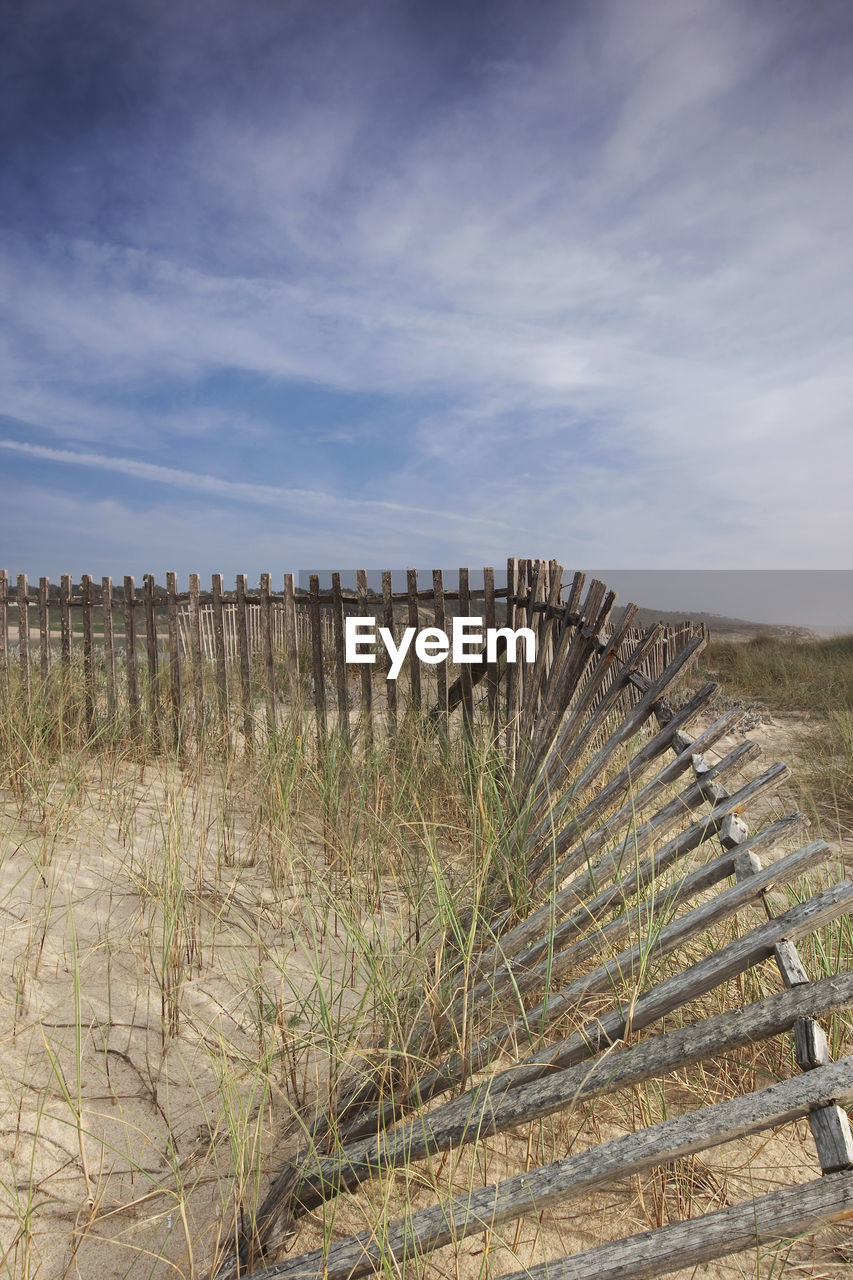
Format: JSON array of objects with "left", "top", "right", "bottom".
[
  {"left": 2, "top": 562, "right": 850, "bottom": 1276},
  {"left": 222, "top": 611, "right": 853, "bottom": 1279},
  {"left": 0, "top": 564, "right": 704, "bottom": 758}
]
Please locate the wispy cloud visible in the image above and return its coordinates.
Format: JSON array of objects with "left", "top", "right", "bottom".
[{"left": 1, "top": 0, "right": 851, "bottom": 577}]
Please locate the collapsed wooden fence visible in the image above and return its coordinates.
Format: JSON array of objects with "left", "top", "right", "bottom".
[{"left": 2, "top": 562, "right": 851, "bottom": 1278}]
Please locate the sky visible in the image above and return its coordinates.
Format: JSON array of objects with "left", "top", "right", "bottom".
[{"left": 1, "top": 0, "right": 852, "bottom": 625}]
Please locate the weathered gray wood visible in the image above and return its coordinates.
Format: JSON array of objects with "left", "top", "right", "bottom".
[
  {"left": 461, "top": 816, "right": 810, "bottom": 1023},
  {"left": 81, "top": 573, "right": 94, "bottom": 729},
  {"left": 38, "top": 576, "right": 50, "bottom": 680},
  {"left": 505, "top": 557, "right": 522, "bottom": 764},
  {"left": 336, "top": 765, "right": 804, "bottom": 1151},
  {"left": 188, "top": 573, "right": 204, "bottom": 732},
  {"left": 356, "top": 569, "right": 372, "bottom": 743},
  {"left": 143, "top": 573, "right": 159, "bottom": 735},
  {"left": 275, "top": 968, "right": 853, "bottom": 1221},
  {"left": 248, "top": 1061, "right": 853, "bottom": 1280},
  {"left": 123, "top": 576, "right": 139, "bottom": 732},
  {"left": 60, "top": 573, "right": 72, "bottom": 667},
  {"left": 16, "top": 573, "right": 30, "bottom": 696},
  {"left": 260, "top": 572, "right": 276, "bottom": 736},
  {"left": 308, "top": 574, "right": 327, "bottom": 737},
  {"left": 518, "top": 562, "right": 566, "bottom": 753},
  {"left": 101, "top": 576, "right": 115, "bottom": 715},
  {"left": 488, "top": 745, "right": 773, "bottom": 974},
  {"left": 382, "top": 570, "right": 397, "bottom": 730},
  {"left": 331, "top": 573, "right": 350, "bottom": 747},
  {"left": 406, "top": 567, "right": 421, "bottom": 713},
  {"left": 283, "top": 573, "right": 299, "bottom": 684},
  {"left": 549, "top": 630, "right": 708, "bottom": 822},
  {"left": 0, "top": 570, "right": 7, "bottom": 685},
  {"left": 483, "top": 565, "right": 497, "bottom": 725},
  {"left": 522, "top": 879, "right": 853, "bottom": 1076},
  {"left": 494, "top": 838, "right": 830, "bottom": 1048},
  {"left": 210, "top": 574, "right": 228, "bottom": 732},
  {"left": 431, "top": 569, "right": 446, "bottom": 723},
  {"left": 166, "top": 571, "right": 182, "bottom": 748},
  {"left": 525, "top": 610, "right": 653, "bottom": 807},
  {"left": 495, "top": 1171, "right": 853, "bottom": 1280},
  {"left": 735, "top": 850, "right": 853, "bottom": 1174},
  {"left": 528, "top": 681, "right": 720, "bottom": 861},
  {"left": 458, "top": 566, "right": 473, "bottom": 731},
  {"left": 235, "top": 574, "right": 254, "bottom": 749}
]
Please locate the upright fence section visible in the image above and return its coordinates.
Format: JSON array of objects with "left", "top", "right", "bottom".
[{"left": 0, "top": 564, "right": 705, "bottom": 762}]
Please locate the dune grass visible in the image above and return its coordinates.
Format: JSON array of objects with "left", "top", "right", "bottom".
[
  {"left": 695, "top": 634, "right": 853, "bottom": 832},
  {"left": 0, "top": 649, "right": 850, "bottom": 1278}
]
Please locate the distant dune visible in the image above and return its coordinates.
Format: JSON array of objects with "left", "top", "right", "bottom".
[{"left": 628, "top": 605, "right": 819, "bottom": 642}]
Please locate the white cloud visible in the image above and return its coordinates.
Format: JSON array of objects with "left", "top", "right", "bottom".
[{"left": 2, "top": 0, "right": 852, "bottom": 568}]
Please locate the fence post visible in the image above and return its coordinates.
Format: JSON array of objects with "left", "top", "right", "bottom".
[
  {"left": 458, "top": 567, "right": 473, "bottom": 733},
  {"left": 357, "top": 569, "right": 372, "bottom": 744},
  {"left": 189, "top": 573, "right": 205, "bottom": 735},
  {"left": 484, "top": 566, "right": 497, "bottom": 728},
  {"left": 81, "top": 573, "right": 94, "bottom": 732},
  {"left": 210, "top": 574, "right": 228, "bottom": 736},
  {"left": 331, "top": 572, "right": 351, "bottom": 748},
  {"left": 144, "top": 574, "right": 159, "bottom": 743},
  {"left": 166, "top": 572, "right": 182, "bottom": 750},
  {"left": 260, "top": 572, "right": 276, "bottom": 738},
  {"left": 124, "top": 576, "right": 139, "bottom": 735},
  {"left": 235, "top": 574, "right": 254, "bottom": 751},
  {"left": 432, "top": 569, "right": 447, "bottom": 722},
  {"left": 309, "top": 574, "right": 327, "bottom": 738},
  {"left": 60, "top": 574, "right": 72, "bottom": 667},
  {"left": 406, "top": 568, "right": 420, "bottom": 714},
  {"left": 102, "top": 576, "right": 116, "bottom": 718},
  {"left": 37, "top": 576, "right": 50, "bottom": 682},
  {"left": 17, "top": 573, "right": 30, "bottom": 701}
]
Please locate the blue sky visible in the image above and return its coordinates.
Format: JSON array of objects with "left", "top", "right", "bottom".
[{"left": 1, "top": 0, "right": 852, "bottom": 617}]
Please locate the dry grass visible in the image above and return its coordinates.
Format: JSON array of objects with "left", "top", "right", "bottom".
[{"left": 0, "top": 648, "right": 850, "bottom": 1280}]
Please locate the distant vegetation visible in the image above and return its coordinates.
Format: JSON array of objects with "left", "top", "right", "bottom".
[{"left": 696, "top": 634, "right": 853, "bottom": 829}]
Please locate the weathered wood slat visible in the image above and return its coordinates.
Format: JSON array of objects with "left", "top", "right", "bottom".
[
  {"left": 406, "top": 567, "right": 420, "bottom": 714},
  {"left": 123, "top": 576, "right": 139, "bottom": 732},
  {"left": 60, "top": 573, "right": 72, "bottom": 667},
  {"left": 484, "top": 747, "right": 775, "bottom": 975},
  {"left": 459, "top": 815, "right": 809, "bottom": 1024},
  {"left": 17, "top": 572, "right": 30, "bottom": 696},
  {"left": 188, "top": 573, "right": 204, "bottom": 731},
  {"left": 331, "top": 572, "right": 350, "bottom": 747},
  {"left": 250, "top": 1059, "right": 853, "bottom": 1280},
  {"left": 483, "top": 565, "right": 497, "bottom": 724},
  {"left": 236, "top": 574, "right": 254, "bottom": 749},
  {"left": 458, "top": 566, "right": 474, "bottom": 731},
  {"left": 101, "top": 576, "right": 115, "bottom": 714},
  {"left": 211, "top": 574, "right": 229, "bottom": 733},
  {"left": 382, "top": 570, "right": 397, "bottom": 730},
  {"left": 260, "top": 573, "right": 276, "bottom": 735},
  {"left": 431, "top": 569, "right": 446, "bottom": 723},
  {"left": 143, "top": 573, "right": 159, "bottom": 737},
  {"left": 81, "top": 573, "right": 94, "bottom": 729},
  {"left": 308, "top": 574, "right": 326, "bottom": 737},
  {"left": 276, "top": 962, "right": 853, "bottom": 1222},
  {"left": 497, "top": 1171, "right": 853, "bottom": 1280},
  {"left": 735, "top": 851, "right": 853, "bottom": 1174},
  {"left": 353, "top": 570, "right": 371, "bottom": 744},
  {"left": 166, "top": 571, "right": 182, "bottom": 748},
  {"left": 38, "top": 576, "right": 50, "bottom": 680}
]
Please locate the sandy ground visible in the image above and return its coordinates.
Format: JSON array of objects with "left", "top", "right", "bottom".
[{"left": 1, "top": 711, "right": 851, "bottom": 1279}]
